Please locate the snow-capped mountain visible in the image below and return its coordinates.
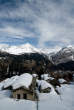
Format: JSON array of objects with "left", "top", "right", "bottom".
[
  {"left": 0, "top": 43, "right": 74, "bottom": 65},
  {"left": 0, "top": 43, "right": 61, "bottom": 55},
  {"left": 50, "top": 46, "right": 74, "bottom": 65},
  {"left": 0, "top": 43, "right": 41, "bottom": 55}
]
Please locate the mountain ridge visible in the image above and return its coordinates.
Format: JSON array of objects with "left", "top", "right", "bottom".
[
  {"left": 0, "top": 43, "right": 74, "bottom": 65},
  {"left": 50, "top": 46, "right": 74, "bottom": 65}
]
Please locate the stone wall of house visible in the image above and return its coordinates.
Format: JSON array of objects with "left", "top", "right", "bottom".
[{"left": 12, "top": 88, "right": 36, "bottom": 101}]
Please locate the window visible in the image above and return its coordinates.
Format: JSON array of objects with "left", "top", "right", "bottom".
[
  {"left": 17, "top": 94, "right": 20, "bottom": 99},
  {"left": 23, "top": 94, "right": 27, "bottom": 99}
]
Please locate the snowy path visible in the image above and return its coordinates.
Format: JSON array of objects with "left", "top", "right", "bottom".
[{"left": 0, "top": 83, "right": 74, "bottom": 110}]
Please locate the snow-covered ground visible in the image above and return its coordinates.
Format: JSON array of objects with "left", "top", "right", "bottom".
[{"left": 0, "top": 83, "right": 74, "bottom": 110}]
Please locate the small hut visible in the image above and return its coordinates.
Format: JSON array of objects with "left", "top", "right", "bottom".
[
  {"left": 2, "top": 73, "right": 38, "bottom": 101},
  {"left": 37, "top": 80, "right": 52, "bottom": 93},
  {"left": 12, "top": 86, "right": 37, "bottom": 101},
  {"left": 12, "top": 73, "right": 37, "bottom": 100}
]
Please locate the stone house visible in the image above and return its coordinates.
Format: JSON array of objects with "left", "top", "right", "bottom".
[
  {"left": 3, "top": 73, "right": 38, "bottom": 101},
  {"left": 12, "top": 76, "right": 38, "bottom": 101},
  {"left": 12, "top": 87, "right": 38, "bottom": 101}
]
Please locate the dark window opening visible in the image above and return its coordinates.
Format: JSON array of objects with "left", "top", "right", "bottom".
[
  {"left": 17, "top": 94, "right": 20, "bottom": 99},
  {"left": 23, "top": 94, "right": 27, "bottom": 99}
]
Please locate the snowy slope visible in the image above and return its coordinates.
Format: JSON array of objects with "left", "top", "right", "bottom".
[
  {"left": 0, "top": 83, "right": 74, "bottom": 110},
  {"left": 0, "top": 72, "right": 74, "bottom": 110}
]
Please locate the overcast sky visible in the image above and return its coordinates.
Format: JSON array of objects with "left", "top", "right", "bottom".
[{"left": 0, "top": 0, "right": 74, "bottom": 48}]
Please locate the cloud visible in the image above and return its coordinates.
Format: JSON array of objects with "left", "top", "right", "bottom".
[
  {"left": 0, "top": 0, "right": 74, "bottom": 48},
  {"left": 0, "top": 26, "right": 35, "bottom": 38}
]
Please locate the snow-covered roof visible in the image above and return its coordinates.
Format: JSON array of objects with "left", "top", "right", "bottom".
[
  {"left": 41, "top": 74, "right": 49, "bottom": 80},
  {"left": 32, "top": 74, "right": 38, "bottom": 77},
  {"left": 37, "top": 80, "right": 52, "bottom": 90},
  {"left": 4, "top": 76, "right": 19, "bottom": 89},
  {"left": 0, "top": 73, "right": 33, "bottom": 90},
  {"left": 12, "top": 73, "right": 33, "bottom": 90},
  {"left": 58, "top": 78, "right": 66, "bottom": 83},
  {"left": 37, "top": 80, "right": 56, "bottom": 94},
  {"left": 41, "top": 74, "right": 54, "bottom": 81}
]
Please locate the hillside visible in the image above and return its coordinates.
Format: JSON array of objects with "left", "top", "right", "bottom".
[
  {"left": 0, "top": 51, "right": 52, "bottom": 80},
  {"left": 0, "top": 44, "right": 74, "bottom": 81},
  {"left": 0, "top": 82, "right": 74, "bottom": 110}
]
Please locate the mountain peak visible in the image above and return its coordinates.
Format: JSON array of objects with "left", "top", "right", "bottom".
[
  {"left": 23, "top": 43, "right": 33, "bottom": 47},
  {"left": 0, "top": 43, "right": 40, "bottom": 55},
  {"left": 50, "top": 45, "right": 74, "bottom": 65}
]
